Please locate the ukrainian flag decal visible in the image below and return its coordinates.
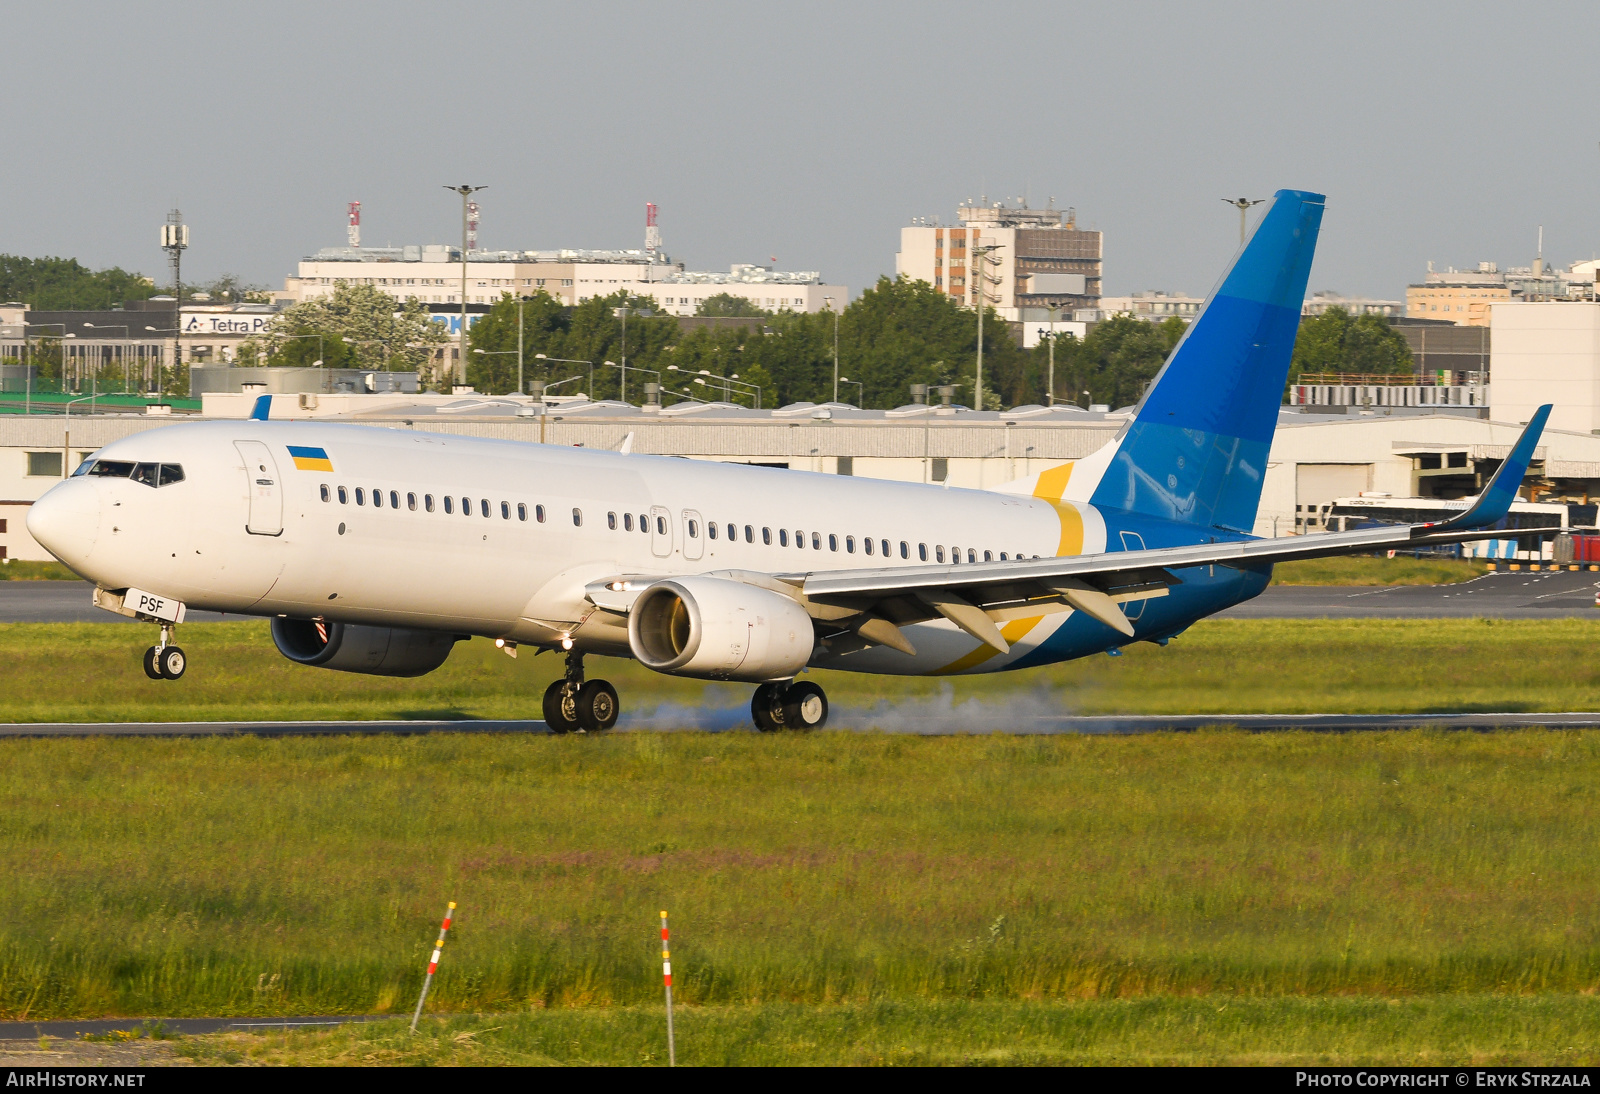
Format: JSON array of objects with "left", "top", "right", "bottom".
[{"left": 287, "top": 445, "right": 333, "bottom": 472}]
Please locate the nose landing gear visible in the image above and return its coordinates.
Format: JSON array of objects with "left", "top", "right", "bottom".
[
  {"left": 142, "top": 623, "right": 186, "bottom": 681},
  {"left": 751, "top": 680, "right": 829, "bottom": 731},
  {"left": 542, "top": 649, "right": 619, "bottom": 734}
]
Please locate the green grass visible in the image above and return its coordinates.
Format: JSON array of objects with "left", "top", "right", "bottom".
[
  {"left": 0, "top": 618, "right": 1596, "bottom": 723},
  {"left": 4, "top": 728, "right": 1600, "bottom": 1024},
  {"left": 1271, "top": 555, "right": 1491, "bottom": 586},
  {"left": 0, "top": 560, "right": 78, "bottom": 580},
  {"left": 171, "top": 997, "right": 1600, "bottom": 1066}
]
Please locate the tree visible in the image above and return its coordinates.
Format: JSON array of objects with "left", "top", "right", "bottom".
[
  {"left": 696, "top": 293, "right": 771, "bottom": 318},
  {"left": 1290, "top": 308, "right": 1413, "bottom": 382},
  {"left": 0, "top": 255, "right": 159, "bottom": 310},
  {"left": 243, "top": 282, "right": 447, "bottom": 379},
  {"left": 1038, "top": 314, "right": 1184, "bottom": 410}
]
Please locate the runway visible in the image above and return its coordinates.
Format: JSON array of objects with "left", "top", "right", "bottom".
[
  {"left": 5, "top": 711, "right": 1600, "bottom": 737},
  {"left": 4, "top": 571, "right": 1597, "bottom": 625}
]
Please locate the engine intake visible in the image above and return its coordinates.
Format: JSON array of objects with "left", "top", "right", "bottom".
[
  {"left": 270, "top": 617, "right": 460, "bottom": 678},
  {"left": 628, "top": 576, "right": 814, "bottom": 682}
]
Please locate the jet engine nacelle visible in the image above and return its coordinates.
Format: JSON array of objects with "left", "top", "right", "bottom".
[
  {"left": 270, "top": 617, "right": 460, "bottom": 678},
  {"left": 628, "top": 576, "right": 815, "bottom": 682}
]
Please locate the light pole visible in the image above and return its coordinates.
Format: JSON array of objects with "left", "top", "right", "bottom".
[
  {"left": 83, "top": 324, "right": 130, "bottom": 394},
  {"left": 838, "top": 376, "right": 863, "bottom": 407},
  {"left": 823, "top": 296, "right": 839, "bottom": 402},
  {"left": 971, "top": 243, "right": 1003, "bottom": 411},
  {"left": 443, "top": 184, "right": 487, "bottom": 384},
  {"left": 1223, "top": 198, "right": 1264, "bottom": 244},
  {"left": 1044, "top": 302, "right": 1062, "bottom": 406},
  {"left": 534, "top": 354, "right": 593, "bottom": 399},
  {"left": 612, "top": 306, "right": 653, "bottom": 403},
  {"left": 63, "top": 394, "right": 97, "bottom": 477},
  {"left": 667, "top": 364, "right": 760, "bottom": 409},
  {"left": 472, "top": 348, "right": 517, "bottom": 394},
  {"left": 603, "top": 359, "right": 660, "bottom": 400}
]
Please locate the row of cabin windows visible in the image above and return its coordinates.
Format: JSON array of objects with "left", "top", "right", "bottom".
[
  {"left": 321, "top": 484, "right": 551, "bottom": 524},
  {"left": 320, "top": 486, "right": 1038, "bottom": 563}
]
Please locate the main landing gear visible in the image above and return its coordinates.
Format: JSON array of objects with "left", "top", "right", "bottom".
[
  {"left": 142, "top": 623, "right": 186, "bottom": 681},
  {"left": 542, "top": 649, "right": 619, "bottom": 734},
  {"left": 751, "top": 680, "right": 829, "bottom": 732}
]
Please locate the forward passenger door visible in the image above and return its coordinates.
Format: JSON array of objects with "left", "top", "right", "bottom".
[{"left": 234, "top": 440, "right": 283, "bottom": 536}]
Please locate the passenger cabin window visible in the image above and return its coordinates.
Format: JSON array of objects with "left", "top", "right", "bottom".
[
  {"left": 373, "top": 489, "right": 384, "bottom": 509},
  {"left": 390, "top": 490, "right": 400, "bottom": 509},
  {"left": 1000, "top": 552, "right": 1008, "bottom": 560},
  {"left": 935, "top": 546, "right": 945, "bottom": 563},
  {"left": 608, "top": 512, "right": 617, "bottom": 530},
  {"left": 881, "top": 539, "right": 890, "bottom": 557},
  {"left": 864, "top": 538, "right": 873, "bottom": 555},
  {"left": 846, "top": 536, "right": 855, "bottom": 553},
  {"left": 657, "top": 515, "right": 668, "bottom": 535},
  {"left": 443, "top": 496, "right": 453, "bottom": 514},
  {"left": 969, "top": 549, "right": 977, "bottom": 563},
  {"left": 460, "top": 497, "right": 470, "bottom": 515},
  {"left": 900, "top": 541, "right": 909, "bottom": 559},
  {"left": 744, "top": 525, "right": 754, "bottom": 543},
  {"left": 762, "top": 527, "right": 771, "bottom": 545},
  {"left": 624, "top": 513, "right": 634, "bottom": 532},
  {"left": 356, "top": 488, "right": 366, "bottom": 506},
  {"left": 812, "top": 532, "right": 821, "bottom": 550},
  {"left": 320, "top": 485, "right": 331, "bottom": 503},
  {"left": 501, "top": 501, "right": 510, "bottom": 520},
  {"left": 338, "top": 486, "right": 349, "bottom": 504},
  {"left": 536, "top": 504, "right": 547, "bottom": 523},
  {"left": 573, "top": 508, "right": 583, "bottom": 527},
  {"left": 984, "top": 550, "right": 993, "bottom": 561},
  {"left": 779, "top": 529, "right": 789, "bottom": 547},
  {"left": 517, "top": 503, "right": 527, "bottom": 521},
  {"left": 480, "top": 499, "right": 490, "bottom": 518},
  {"left": 919, "top": 543, "right": 928, "bottom": 561},
  {"left": 829, "top": 534, "right": 839, "bottom": 552},
  {"left": 638, "top": 513, "right": 648, "bottom": 533},
  {"left": 708, "top": 522, "right": 718, "bottom": 540},
  {"left": 425, "top": 495, "right": 435, "bottom": 512},
  {"left": 688, "top": 519, "right": 699, "bottom": 538},
  {"left": 408, "top": 493, "right": 418, "bottom": 511}
]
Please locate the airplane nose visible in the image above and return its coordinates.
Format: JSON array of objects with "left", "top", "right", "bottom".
[{"left": 26, "top": 481, "right": 100, "bottom": 571}]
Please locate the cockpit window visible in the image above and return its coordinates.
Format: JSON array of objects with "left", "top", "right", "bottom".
[
  {"left": 86, "top": 460, "right": 136, "bottom": 479},
  {"left": 72, "top": 460, "right": 96, "bottom": 477},
  {"left": 83, "top": 460, "right": 183, "bottom": 488}
]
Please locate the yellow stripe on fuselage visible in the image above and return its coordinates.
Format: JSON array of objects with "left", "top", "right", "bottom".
[{"left": 292, "top": 456, "right": 334, "bottom": 472}]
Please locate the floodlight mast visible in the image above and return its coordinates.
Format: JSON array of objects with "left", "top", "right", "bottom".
[
  {"left": 444, "top": 185, "right": 487, "bottom": 385},
  {"left": 1223, "top": 197, "right": 1265, "bottom": 244}
]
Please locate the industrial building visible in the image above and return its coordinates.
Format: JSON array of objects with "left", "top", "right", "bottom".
[
  {"left": 283, "top": 202, "right": 846, "bottom": 317},
  {"left": 897, "top": 199, "right": 1103, "bottom": 322}
]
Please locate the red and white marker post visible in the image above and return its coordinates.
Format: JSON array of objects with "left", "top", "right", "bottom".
[
  {"left": 660, "top": 910, "right": 676, "bottom": 1066},
  {"left": 410, "top": 900, "right": 456, "bottom": 1033}
]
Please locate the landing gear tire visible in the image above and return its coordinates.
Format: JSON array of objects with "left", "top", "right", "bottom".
[
  {"left": 543, "top": 680, "right": 580, "bottom": 735},
  {"left": 157, "top": 646, "right": 186, "bottom": 680},
  {"left": 142, "top": 647, "right": 162, "bottom": 681},
  {"left": 751, "top": 682, "right": 787, "bottom": 732},
  {"left": 779, "top": 681, "right": 828, "bottom": 731},
  {"left": 575, "top": 680, "right": 619, "bottom": 732}
]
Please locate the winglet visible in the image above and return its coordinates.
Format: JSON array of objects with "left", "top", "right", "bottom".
[
  {"left": 1429, "top": 404, "right": 1551, "bottom": 533},
  {"left": 249, "top": 394, "right": 272, "bottom": 421}
]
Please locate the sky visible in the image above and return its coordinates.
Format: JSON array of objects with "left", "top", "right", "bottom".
[{"left": 4, "top": 1, "right": 1598, "bottom": 302}]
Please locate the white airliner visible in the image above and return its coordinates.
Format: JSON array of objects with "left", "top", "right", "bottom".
[{"left": 26, "top": 191, "right": 1549, "bottom": 732}]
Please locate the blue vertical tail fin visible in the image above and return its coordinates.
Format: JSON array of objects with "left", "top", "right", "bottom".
[{"left": 1088, "top": 189, "right": 1325, "bottom": 533}]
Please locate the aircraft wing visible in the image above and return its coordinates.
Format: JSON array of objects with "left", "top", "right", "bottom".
[
  {"left": 783, "top": 406, "right": 1554, "bottom": 652},
  {"left": 587, "top": 409, "right": 1551, "bottom": 656}
]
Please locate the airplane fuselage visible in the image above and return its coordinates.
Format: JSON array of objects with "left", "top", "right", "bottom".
[{"left": 36, "top": 420, "right": 1268, "bottom": 677}]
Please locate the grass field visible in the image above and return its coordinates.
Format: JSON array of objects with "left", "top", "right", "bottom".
[
  {"left": 1, "top": 617, "right": 1595, "bottom": 723},
  {"left": 166, "top": 997, "right": 1600, "bottom": 1065},
  {"left": 6, "top": 617, "right": 1600, "bottom": 1064},
  {"left": 1270, "top": 555, "right": 1490, "bottom": 586},
  {"left": 0, "top": 560, "right": 76, "bottom": 580},
  {"left": 3, "top": 728, "right": 1600, "bottom": 1029}
]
